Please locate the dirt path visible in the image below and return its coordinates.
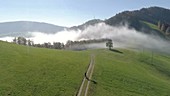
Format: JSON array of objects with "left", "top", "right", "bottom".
[{"left": 76, "top": 54, "right": 95, "bottom": 96}]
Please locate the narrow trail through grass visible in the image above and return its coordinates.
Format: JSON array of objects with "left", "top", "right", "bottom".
[{"left": 77, "top": 54, "right": 95, "bottom": 96}]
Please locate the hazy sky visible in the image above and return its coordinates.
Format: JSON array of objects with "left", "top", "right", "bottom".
[{"left": 0, "top": 0, "right": 169, "bottom": 27}]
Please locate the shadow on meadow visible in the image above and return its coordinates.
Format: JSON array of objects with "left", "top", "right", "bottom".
[{"left": 110, "top": 49, "right": 123, "bottom": 54}]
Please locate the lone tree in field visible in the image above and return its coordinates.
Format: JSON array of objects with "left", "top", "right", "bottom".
[
  {"left": 158, "top": 21, "right": 161, "bottom": 29},
  {"left": 106, "top": 39, "right": 113, "bottom": 50}
]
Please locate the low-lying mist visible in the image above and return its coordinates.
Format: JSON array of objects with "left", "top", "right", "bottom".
[
  {"left": 77, "top": 23, "right": 170, "bottom": 49},
  {"left": 0, "top": 23, "right": 170, "bottom": 53}
]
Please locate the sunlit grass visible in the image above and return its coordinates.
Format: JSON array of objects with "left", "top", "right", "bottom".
[
  {"left": 89, "top": 49, "right": 170, "bottom": 96},
  {"left": 0, "top": 41, "right": 90, "bottom": 96},
  {"left": 1, "top": 41, "right": 170, "bottom": 96}
]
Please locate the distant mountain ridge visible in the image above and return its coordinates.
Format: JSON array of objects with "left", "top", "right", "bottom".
[
  {"left": 69, "top": 19, "right": 103, "bottom": 30},
  {"left": 105, "top": 7, "right": 170, "bottom": 34},
  {"left": 69, "top": 6, "right": 170, "bottom": 39},
  {"left": 0, "top": 21, "right": 66, "bottom": 37},
  {"left": 0, "top": 6, "right": 170, "bottom": 39}
]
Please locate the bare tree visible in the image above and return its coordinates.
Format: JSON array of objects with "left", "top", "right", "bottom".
[
  {"left": 13, "top": 37, "right": 17, "bottom": 44},
  {"left": 161, "top": 24, "right": 166, "bottom": 32},
  {"left": 166, "top": 27, "right": 170, "bottom": 35}
]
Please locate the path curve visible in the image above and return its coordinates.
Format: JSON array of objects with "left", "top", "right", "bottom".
[{"left": 76, "top": 54, "right": 95, "bottom": 96}]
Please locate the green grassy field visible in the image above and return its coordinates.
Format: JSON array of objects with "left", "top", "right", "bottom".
[
  {"left": 1, "top": 41, "right": 170, "bottom": 96},
  {"left": 0, "top": 41, "right": 90, "bottom": 96},
  {"left": 89, "top": 49, "right": 170, "bottom": 96},
  {"left": 140, "top": 21, "right": 160, "bottom": 32}
]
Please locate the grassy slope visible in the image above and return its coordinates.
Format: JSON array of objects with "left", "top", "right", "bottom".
[
  {"left": 140, "top": 21, "right": 168, "bottom": 39},
  {"left": 1, "top": 41, "right": 170, "bottom": 96},
  {"left": 141, "top": 21, "right": 160, "bottom": 32},
  {"left": 89, "top": 49, "right": 170, "bottom": 96},
  {"left": 0, "top": 41, "right": 90, "bottom": 96},
  {"left": 142, "top": 21, "right": 170, "bottom": 40}
]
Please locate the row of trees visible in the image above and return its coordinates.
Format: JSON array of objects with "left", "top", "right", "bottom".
[
  {"left": 13, "top": 37, "right": 30, "bottom": 45},
  {"left": 158, "top": 21, "right": 170, "bottom": 35},
  {"left": 13, "top": 37, "right": 113, "bottom": 50},
  {"left": 13, "top": 37, "right": 64, "bottom": 49},
  {"left": 65, "top": 38, "right": 110, "bottom": 48},
  {"left": 33, "top": 42, "right": 65, "bottom": 49}
]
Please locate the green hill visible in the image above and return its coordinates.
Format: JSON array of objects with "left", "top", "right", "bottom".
[
  {"left": 0, "top": 41, "right": 90, "bottom": 96},
  {"left": 89, "top": 49, "right": 170, "bottom": 96},
  {"left": 1, "top": 41, "right": 170, "bottom": 96}
]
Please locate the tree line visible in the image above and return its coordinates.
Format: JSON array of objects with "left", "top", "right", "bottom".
[
  {"left": 13, "top": 37, "right": 64, "bottom": 49},
  {"left": 158, "top": 21, "right": 170, "bottom": 35},
  {"left": 13, "top": 37, "right": 112, "bottom": 50}
]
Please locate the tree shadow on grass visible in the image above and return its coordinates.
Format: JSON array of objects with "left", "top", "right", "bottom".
[{"left": 109, "top": 49, "right": 123, "bottom": 54}]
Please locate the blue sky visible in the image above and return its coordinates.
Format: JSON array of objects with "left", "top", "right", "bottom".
[{"left": 0, "top": 0, "right": 169, "bottom": 27}]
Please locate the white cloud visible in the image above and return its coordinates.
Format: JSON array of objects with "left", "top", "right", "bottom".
[{"left": 0, "top": 23, "right": 170, "bottom": 53}]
